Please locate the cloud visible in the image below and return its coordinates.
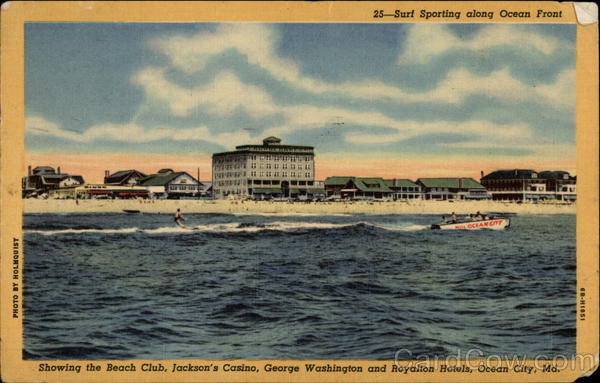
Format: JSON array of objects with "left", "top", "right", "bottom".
[
  {"left": 147, "top": 24, "right": 573, "bottom": 110},
  {"left": 26, "top": 116, "right": 259, "bottom": 148},
  {"left": 421, "top": 67, "right": 575, "bottom": 108},
  {"left": 26, "top": 116, "right": 86, "bottom": 142},
  {"left": 397, "top": 24, "right": 562, "bottom": 64},
  {"left": 132, "top": 67, "right": 278, "bottom": 118},
  {"left": 27, "top": 23, "right": 574, "bottom": 161},
  {"left": 342, "top": 120, "right": 532, "bottom": 145},
  {"left": 534, "top": 69, "right": 575, "bottom": 108}
]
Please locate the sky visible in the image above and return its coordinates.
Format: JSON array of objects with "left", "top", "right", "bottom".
[{"left": 25, "top": 23, "right": 576, "bottom": 183}]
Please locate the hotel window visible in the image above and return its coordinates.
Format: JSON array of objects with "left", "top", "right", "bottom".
[
  {"left": 251, "top": 163, "right": 256, "bottom": 168},
  {"left": 266, "top": 164, "right": 271, "bottom": 169},
  {"left": 283, "top": 164, "right": 287, "bottom": 169},
  {"left": 274, "top": 164, "right": 279, "bottom": 169},
  {"left": 275, "top": 172, "right": 279, "bottom": 177},
  {"left": 251, "top": 171, "right": 256, "bottom": 177},
  {"left": 283, "top": 172, "right": 287, "bottom": 177},
  {"left": 291, "top": 172, "right": 296, "bottom": 177},
  {"left": 267, "top": 172, "right": 272, "bottom": 177},
  {"left": 291, "top": 164, "right": 295, "bottom": 170}
]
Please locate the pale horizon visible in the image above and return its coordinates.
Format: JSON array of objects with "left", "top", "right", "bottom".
[{"left": 25, "top": 152, "right": 576, "bottom": 185}]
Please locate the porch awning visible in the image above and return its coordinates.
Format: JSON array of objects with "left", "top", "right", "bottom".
[
  {"left": 117, "top": 192, "right": 148, "bottom": 196},
  {"left": 252, "top": 188, "right": 282, "bottom": 194}
]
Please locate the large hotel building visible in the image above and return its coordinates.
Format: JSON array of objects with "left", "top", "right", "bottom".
[{"left": 212, "top": 137, "right": 316, "bottom": 199}]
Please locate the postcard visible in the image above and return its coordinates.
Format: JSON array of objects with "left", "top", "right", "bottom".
[{"left": 1, "top": 1, "right": 598, "bottom": 382}]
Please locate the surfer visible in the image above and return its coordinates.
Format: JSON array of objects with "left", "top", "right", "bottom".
[{"left": 174, "top": 208, "right": 185, "bottom": 228}]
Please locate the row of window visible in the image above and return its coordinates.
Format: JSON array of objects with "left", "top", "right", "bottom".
[
  {"left": 214, "top": 154, "right": 313, "bottom": 165},
  {"left": 169, "top": 184, "right": 198, "bottom": 191},
  {"left": 250, "top": 180, "right": 314, "bottom": 186},
  {"left": 253, "top": 163, "right": 311, "bottom": 170},
  {"left": 214, "top": 172, "right": 247, "bottom": 179},
  {"left": 214, "top": 161, "right": 313, "bottom": 171},
  {"left": 215, "top": 180, "right": 245, "bottom": 187},
  {"left": 249, "top": 171, "right": 311, "bottom": 178}
]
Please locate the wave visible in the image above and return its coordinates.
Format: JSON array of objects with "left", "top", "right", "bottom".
[
  {"left": 232, "top": 212, "right": 354, "bottom": 217},
  {"left": 25, "top": 221, "right": 429, "bottom": 236}
]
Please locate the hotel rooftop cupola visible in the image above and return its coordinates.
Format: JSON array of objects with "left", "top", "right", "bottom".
[{"left": 263, "top": 136, "right": 282, "bottom": 146}]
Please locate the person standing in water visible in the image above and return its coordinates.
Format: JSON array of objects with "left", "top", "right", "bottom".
[{"left": 174, "top": 208, "right": 185, "bottom": 228}]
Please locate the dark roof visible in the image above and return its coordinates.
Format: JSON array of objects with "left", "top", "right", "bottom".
[
  {"left": 263, "top": 136, "right": 282, "bottom": 144},
  {"left": 538, "top": 170, "right": 574, "bottom": 180},
  {"left": 481, "top": 169, "right": 538, "bottom": 180},
  {"left": 137, "top": 172, "right": 198, "bottom": 186},
  {"left": 105, "top": 169, "right": 147, "bottom": 184},
  {"left": 417, "top": 178, "right": 485, "bottom": 189},
  {"left": 40, "top": 174, "right": 85, "bottom": 184},
  {"left": 200, "top": 182, "right": 212, "bottom": 192},
  {"left": 32, "top": 166, "right": 55, "bottom": 174},
  {"left": 227, "top": 145, "right": 314, "bottom": 152},
  {"left": 158, "top": 168, "right": 174, "bottom": 174}
]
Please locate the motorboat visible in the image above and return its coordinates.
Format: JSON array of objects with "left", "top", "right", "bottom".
[{"left": 431, "top": 216, "right": 510, "bottom": 230}]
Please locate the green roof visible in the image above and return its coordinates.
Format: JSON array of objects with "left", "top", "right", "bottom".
[
  {"left": 137, "top": 172, "right": 188, "bottom": 186},
  {"left": 384, "top": 179, "right": 419, "bottom": 187},
  {"left": 417, "top": 178, "right": 485, "bottom": 189},
  {"left": 324, "top": 176, "right": 355, "bottom": 186},
  {"left": 352, "top": 178, "right": 393, "bottom": 193},
  {"left": 324, "top": 176, "right": 393, "bottom": 192}
]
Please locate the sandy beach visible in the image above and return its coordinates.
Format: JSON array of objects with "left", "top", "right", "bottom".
[{"left": 24, "top": 198, "right": 576, "bottom": 215}]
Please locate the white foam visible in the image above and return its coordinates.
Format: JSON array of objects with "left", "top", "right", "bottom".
[
  {"left": 27, "top": 227, "right": 142, "bottom": 235},
  {"left": 26, "top": 220, "right": 428, "bottom": 235}
]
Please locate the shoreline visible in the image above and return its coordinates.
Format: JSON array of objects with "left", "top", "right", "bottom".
[{"left": 23, "top": 199, "right": 576, "bottom": 215}]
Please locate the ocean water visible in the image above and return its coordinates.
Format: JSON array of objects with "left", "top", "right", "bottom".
[{"left": 23, "top": 213, "right": 576, "bottom": 360}]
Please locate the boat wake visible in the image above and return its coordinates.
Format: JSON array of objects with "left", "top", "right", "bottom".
[{"left": 25, "top": 221, "right": 429, "bottom": 236}]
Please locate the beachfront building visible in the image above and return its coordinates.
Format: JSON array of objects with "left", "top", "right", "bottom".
[
  {"left": 137, "top": 169, "right": 202, "bottom": 199},
  {"left": 384, "top": 179, "right": 422, "bottom": 200},
  {"left": 212, "top": 137, "right": 319, "bottom": 199},
  {"left": 324, "top": 176, "right": 394, "bottom": 200},
  {"left": 50, "top": 184, "right": 151, "bottom": 199},
  {"left": 103, "top": 169, "right": 147, "bottom": 185},
  {"left": 22, "top": 165, "right": 84, "bottom": 197},
  {"left": 480, "top": 169, "right": 576, "bottom": 202},
  {"left": 538, "top": 171, "right": 577, "bottom": 202},
  {"left": 417, "top": 178, "right": 490, "bottom": 200},
  {"left": 199, "top": 182, "right": 213, "bottom": 198}
]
